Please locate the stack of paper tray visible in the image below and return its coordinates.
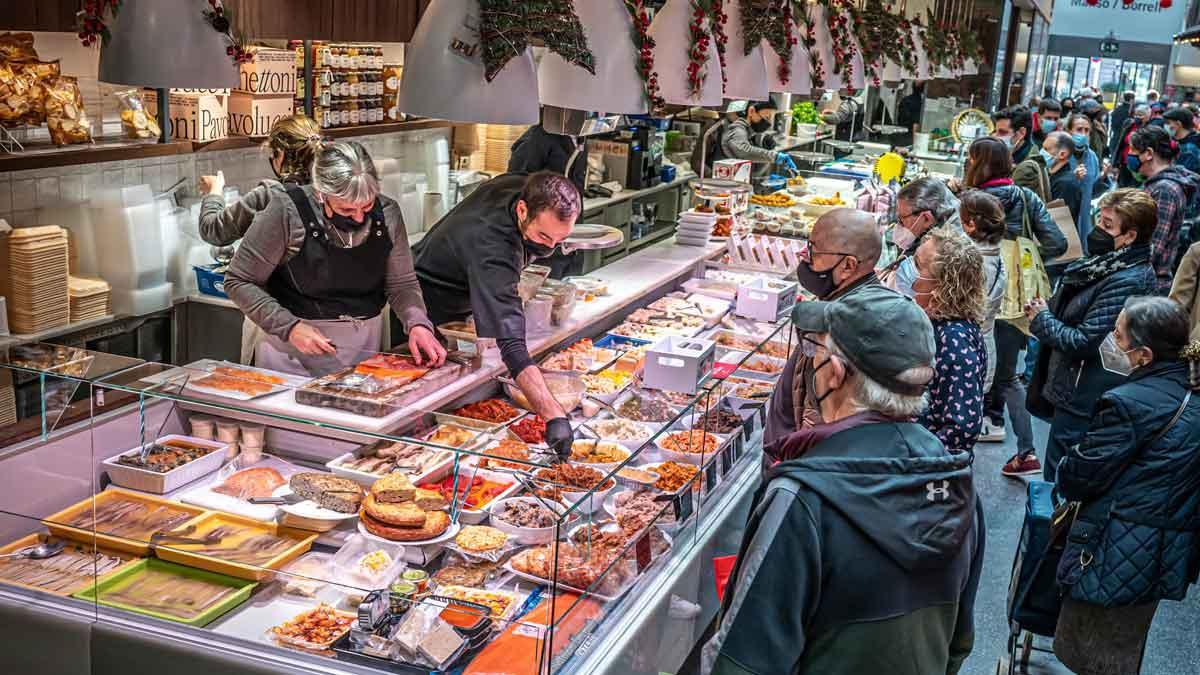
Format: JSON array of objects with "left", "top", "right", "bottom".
[
  {"left": 67, "top": 276, "right": 110, "bottom": 322},
  {"left": 677, "top": 209, "right": 717, "bottom": 247},
  {"left": 0, "top": 225, "right": 69, "bottom": 334}
]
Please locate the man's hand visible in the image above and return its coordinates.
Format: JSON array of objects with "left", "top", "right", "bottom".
[
  {"left": 545, "top": 417, "right": 573, "bottom": 460},
  {"left": 1024, "top": 297, "right": 1048, "bottom": 320},
  {"left": 198, "top": 170, "right": 225, "bottom": 196},
  {"left": 946, "top": 177, "right": 963, "bottom": 194},
  {"left": 408, "top": 325, "right": 446, "bottom": 367},
  {"left": 288, "top": 322, "right": 336, "bottom": 355}
]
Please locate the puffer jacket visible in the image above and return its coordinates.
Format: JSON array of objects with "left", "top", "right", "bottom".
[
  {"left": 1028, "top": 245, "right": 1156, "bottom": 418},
  {"left": 979, "top": 182, "right": 1069, "bottom": 261},
  {"left": 1144, "top": 165, "right": 1200, "bottom": 293},
  {"left": 1056, "top": 361, "right": 1200, "bottom": 607}
]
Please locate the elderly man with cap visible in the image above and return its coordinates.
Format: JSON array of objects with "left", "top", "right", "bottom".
[
  {"left": 764, "top": 208, "right": 883, "bottom": 451},
  {"left": 702, "top": 285, "right": 985, "bottom": 675}
]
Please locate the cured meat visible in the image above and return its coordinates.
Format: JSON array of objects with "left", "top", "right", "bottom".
[
  {"left": 211, "top": 366, "right": 284, "bottom": 386},
  {"left": 211, "top": 467, "right": 286, "bottom": 500},
  {"left": 353, "top": 354, "right": 428, "bottom": 381},
  {"left": 192, "top": 374, "right": 273, "bottom": 397}
]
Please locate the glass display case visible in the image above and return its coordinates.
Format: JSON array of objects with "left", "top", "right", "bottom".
[{"left": 0, "top": 265, "right": 794, "bottom": 675}]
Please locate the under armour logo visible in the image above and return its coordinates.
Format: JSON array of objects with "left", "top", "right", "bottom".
[{"left": 926, "top": 480, "right": 950, "bottom": 502}]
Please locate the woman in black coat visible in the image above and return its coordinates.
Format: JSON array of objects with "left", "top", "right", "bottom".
[
  {"left": 1024, "top": 188, "right": 1157, "bottom": 481},
  {"left": 962, "top": 137, "right": 1068, "bottom": 478},
  {"left": 1052, "top": 296, "right": 1200, "bottom": 675}
]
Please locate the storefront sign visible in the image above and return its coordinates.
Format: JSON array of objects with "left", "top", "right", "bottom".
[{"left": 1050, "top": 0, "right": 1186, "bottom": 45}]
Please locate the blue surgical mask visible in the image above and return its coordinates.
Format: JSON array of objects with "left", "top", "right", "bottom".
[
  {"left": 1039, "top": 148, "right": 1056, "bottom": 166},
  {"left": 1126, "top": 152, "right": 1142, "bottom": 173},
  {"left": 1040, "top": 118, "right": 1057, "bottom": 134},
  {"left": 1072, "top": 133, "right": 1088, "bottom": 147}
]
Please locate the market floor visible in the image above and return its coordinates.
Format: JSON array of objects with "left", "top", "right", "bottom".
[{"left": 960, "top": 416, "right": 1200, "bottom": 675}]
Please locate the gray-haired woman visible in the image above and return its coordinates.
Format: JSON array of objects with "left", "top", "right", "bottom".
[{"left": 224, "top": 141, "right": 445, "bottom": 376}]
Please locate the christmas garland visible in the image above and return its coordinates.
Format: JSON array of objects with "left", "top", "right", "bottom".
[
  {"left": 78, "top": 0, "right": 251, "bottom": 64},
  {"left": 795, "top": 0, "right": 825, "bottom": 90},
  {"left": 742, "top": 0, "right": 796, "bottom": 86},
  {"left": 922, "top": 10, "right": 951, "bottom": 72},
  {"left": 624, "top": 0, "right": 665, "bottom": 113},
  {"left": 683, "top": 0, "right": 727, "bottom": 97},
  {"left": 706, "top": 0, "right": 730, "bottom": 93},
  {"left": 823, "top": 0, "right": 859, "bottom": 92},
  {"left": 478, "top": 0, "right": 595, "bottom": 83}
]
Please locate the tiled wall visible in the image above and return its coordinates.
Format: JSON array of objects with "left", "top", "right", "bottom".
[{"left": 0, "top": 126, "right": 452, "bottom": 229}]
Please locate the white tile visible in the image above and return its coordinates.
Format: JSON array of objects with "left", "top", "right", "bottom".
[
  {"left": 195, "top": 157, "right": 214, "bottom": 178},
  {"left": 84, "top": 170, "right": 103, "bottom": 199},
  {"left": 9, "top": 209, "right": 35, "bottom": 226},
  {"left": 60, "top": 175, "right": 83, "bottom": 203},
  {"left": 104, "top": 169, "right": 123, "bottom": 188},
  {"left": 0, "top": 179, "right": 10, "bottom": 214},
  {"left": 161, "top": 160, "right": 180, "bottom": 191},
  {"left": 10, "top": 179, "right": 35, "bottom": 211},
  {"left": 141, "top": 163, "right": 162, "bottom": 191},
  {"left": 35, "top": 176, "right": 60, "bottom": 206},
  {"left": 123, "top": 167, "right": 141, "bottom": 186}
]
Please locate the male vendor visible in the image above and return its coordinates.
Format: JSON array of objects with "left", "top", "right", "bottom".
[{"left": 412, "top": 171, "right": 579, "bottom": 457}]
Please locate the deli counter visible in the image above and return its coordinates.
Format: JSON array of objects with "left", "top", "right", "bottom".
[{"left": 0, "top": 236, "right": 797, "bottom": 675}]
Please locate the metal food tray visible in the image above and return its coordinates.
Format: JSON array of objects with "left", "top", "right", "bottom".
[{"left": 296, "top": 362, "right": 465, "bottom": 419}]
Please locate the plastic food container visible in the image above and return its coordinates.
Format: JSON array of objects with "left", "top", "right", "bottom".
[
  {"left": 101, "top": 435, "right": 229, "bottom": 494},
  {"left": 332, "top": 533, "right": 407, "bottom": 592}
]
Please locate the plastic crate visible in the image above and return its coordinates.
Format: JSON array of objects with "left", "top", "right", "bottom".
[{"left": 193, "top": 264, "right": 229, "bottom": 299}]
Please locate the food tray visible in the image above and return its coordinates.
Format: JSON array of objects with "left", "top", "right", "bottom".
[
  {"left": 433, "top": 403, "right": 524, "bottom": 433},
  {"left": 74, "top": 558, "right": 256, "bottom": 627},
  {"left": 267, "top": 605, "right": 358, "bottom": 651},
  {"left": 0, "top": 533, "right": 141, "bottom": 597},
  {"left": 653, "top": 430, "right": 730, "bottom": 466},
  {"left": 357, "top": 520, "right": 461, "bottom": 547},
  {"left": 419, "top": 465, "right": 524, "bottom": 524},
  {"left": 325, "top": 432, "right": 465, "bottom": 488},
  {"left": 501, "top": 560, "right": 631, "bottom": 603},
  {"left": 138, "top": 359, "right": 306, "bottom": 401},
  {"left": 704, "top": 328, "right": 792, "bottom": 361},
  {"left": 273, "top": 484, "right": 363, "bottom": 533},
  {"left": 178, "top": 454, "right": 304, "bottom": 522},
  {"left": 330, "top": 533, "right": 407, "bottom": 592},
  {"left": 296, "top": 362, "right": 465, "bottom": 419},
  {"left": 43, "top": 488, "right": 208, "bottom": 556},
  {"left": 603, "top": 489, "right": 683, "bottom": 534},
  {"left": 102, "top": 434, "right": 229, "bottom": 495},
  {"left": 152, "top": 511, "right": 318, "bottom": 581},
  {"left": 721, "top": 351, "right": 788, "bottom": 381}
]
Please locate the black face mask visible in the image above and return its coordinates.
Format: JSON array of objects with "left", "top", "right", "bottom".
[
  {"left": 796, "top": 256, "right": 846, "bottom": 300},
  {"left": 328, "top": 211, "right": 366, "bottom": 232},
  {"left": 524, "top": 239, "right": 556, "bottom": 261},
  {"left": 750, "top": 117, "right": 772, "bottom": 133},
  {"left": 1087, "top": 228, "right": 1117, "bottom": 256}
]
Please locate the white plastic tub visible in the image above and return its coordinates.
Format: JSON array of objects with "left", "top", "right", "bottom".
[{"left": 102, "top": 434, "right": 229, "bottom": 494}]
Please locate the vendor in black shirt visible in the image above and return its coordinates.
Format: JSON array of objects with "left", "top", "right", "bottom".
[
  {"left": 508, "top": 124, "right": 587, "bottom": 193},
  {"left": 412, "top": 171, "right": 580, "bottom": 457}
]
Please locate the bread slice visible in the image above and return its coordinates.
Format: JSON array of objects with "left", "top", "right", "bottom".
[
  {"left": 363, "top": 492, "right": 427, "bottom": 527},
  {"left": 372, "top": 472, "right": 416, "bottom": 503},
  {"left": 290, "top": 472, "right": 364, "bottom": 514},
  {"left": 413, "top": 488, "right": 448, "bottom": 511}
]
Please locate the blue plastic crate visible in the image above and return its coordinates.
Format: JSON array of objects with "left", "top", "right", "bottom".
[{"left": 193, "top": 264, "right": 229, "bottom": 299}]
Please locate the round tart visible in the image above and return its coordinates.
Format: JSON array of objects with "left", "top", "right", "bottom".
[
  {"left": 455, "top": 525, "right": 508, "bottom": 552},
  {"left": 359, "top": 509, "right": 450, "bottom": 542}
]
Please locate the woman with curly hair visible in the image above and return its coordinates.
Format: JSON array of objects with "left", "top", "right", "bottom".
[{"left": 912, "top": 226, "right": 989, "bottom": 452}]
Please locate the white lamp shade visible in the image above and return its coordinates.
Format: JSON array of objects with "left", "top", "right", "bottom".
[
  {"left": 398, "top": 0, "right": 539, "bottom": 124},
  {"left": 847, "top": 35, "right": 867, "bottom": 90},
  {"left": 908, "top": 26, "right": 931, "bottom": 80},
  {"left": 538, "top": 0, "right": 647, "bottom": 114},
  {"left": 883, "top": 59, "right": 902, "bottom": 83},
  {"left": 808, "top": 4, "right": 841, "bottom": 92},
  {"left": 98, "top": 0, "right": 238, "bottom": 88},
  {"left": 963, "top": 58, "right": 979, "bottom": 76},
  {"left": 765, "top": 17, "right": 811, "bottom": 95},
  {"left": 649, "top": 0, "right": 724, "bottom": 107},
  {"left": 722, "top": 2, "right": 769, "bottom": 100}
]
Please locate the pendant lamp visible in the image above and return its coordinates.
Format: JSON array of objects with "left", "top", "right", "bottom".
[
  {"left": 806, "top": 3, "right": 842, "bottom": 92},
  {"left": 847, "top": 34, "right": 867, "bottom": 90},
  {"left": 962, "top": 58, "right": 979, "bottom": 76},
  {"left": 539, "top": 0, "right": 647, "bottom": 114},
  {"left": 397, "top": 0, "right": 539, "bottom": 124},
  {"left": 722, "top": 1, "right": 770, "bottom": 100},
  {"left": 649, "top": 0, "right": 724, "bottom": 107},
  {"left": 98, "top": 0, "right": 237, "bottom": 88},
  {"left": 909, "top": 26, "right": 932, "bottom": 80},
  {"left": 765, "top": 15, "right": 811, "bottom": 95}
]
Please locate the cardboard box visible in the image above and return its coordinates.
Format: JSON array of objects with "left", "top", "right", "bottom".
[
  {"left": 236, "top": 47, "right": 297, "bottom": 96},
  {"left": 228, "top": 93, "right": 294, "bottom": 137},
  {"left": 144, "top": 90, "right": 228, "bottom": 142},
  {"left": 713, "top": 158, "right": 752, "bottom": 183}
]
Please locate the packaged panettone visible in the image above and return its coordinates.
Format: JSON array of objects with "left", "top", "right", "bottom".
[
  {"left": 115, "top": 88, "right": 161, "bottom": 139},
  {"left": 44, "top": 76, "right": 91, "bottom": 145},
  {"left": 14, "top": 60, "right": 59, "bottom": 125}
]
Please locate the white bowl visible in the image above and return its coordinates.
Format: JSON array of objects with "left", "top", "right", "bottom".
[
  {"left": 654, "top": 430, "right": 728, "bottom": 466},
  {"left": 578, "top": 419, "right": 655, "bottom": 452},
  {"left": 487, "top": 496, "right": 572, "bottom": 545}
]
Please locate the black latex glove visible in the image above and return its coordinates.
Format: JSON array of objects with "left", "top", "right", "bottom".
[{"left": 545, "top": 417, "right": 574, "bottom": 460}]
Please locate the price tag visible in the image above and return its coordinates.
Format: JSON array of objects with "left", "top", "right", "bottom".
[
  {"left": 672, "top": 489, "right": 694, "bottom": 522},
  {"left": 712, "top": 362, "right": 737, "bottom": 379},
  {"left": 720, "top": 445, "right": 734, "bottom": 476},
  {"left": 635, "top": 532, "right": 652, "bottom": 572},
  {"left": 705, "top": 461, "right": 719, "bottom": 492}
]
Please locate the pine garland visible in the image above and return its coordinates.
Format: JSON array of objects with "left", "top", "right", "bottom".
[
  {"left": 478, "top": 0, "right": 595, "bottom": 83},
  {"left": 823, "top": 0, "right": 858, "bottom": 91},
  {"left": 743, "top": 0, "right": 795, "bottom": 85},
  {"left": 795, "top": 0, "right": 825, "bottom": 90},
  {"left": 624, "top": 0, "right": 665, "bottom": 112}
]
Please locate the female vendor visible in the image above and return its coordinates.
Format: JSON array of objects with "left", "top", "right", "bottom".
[{"left": 223, "top": 141, "right": 445, "bottom": 376}]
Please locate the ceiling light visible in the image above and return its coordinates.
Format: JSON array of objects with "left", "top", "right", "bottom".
[
  {"left": 98, "top": 0, "right": 238, "bottom": 88},
  {"left": 539, "top": 0, "right": 648, "bottom": 114}
]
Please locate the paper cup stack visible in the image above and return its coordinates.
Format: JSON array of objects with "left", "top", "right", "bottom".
[
  {"left": 676, "top": 209, "right": 717, "bottom": 247},
  {"left": 67, "top": 276, "right": 111, "bottom": 322},
  {"left": 0, "top": 226, "right": 69, "bottom": 334}
]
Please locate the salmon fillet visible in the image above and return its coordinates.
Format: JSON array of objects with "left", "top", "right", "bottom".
[{"left": 212, "top": 467, "right": 285, "bottom": 500}]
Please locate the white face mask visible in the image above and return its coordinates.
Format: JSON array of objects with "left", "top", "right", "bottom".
[
  {"left": 891, "top": 225, "right": 917, "bottom": 251},
  {"left": 1099, "top": 332, "right": 1136, "bottom": 376}
]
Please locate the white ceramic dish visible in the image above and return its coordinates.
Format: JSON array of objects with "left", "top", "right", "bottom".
[
  {"left": 419, "top": 465, "right": 524, "bottom": 524},
  {"left": 273, "top": 484, "right": 361, "bottom": 523},
  {"left": 102, "top": 435, "right": 228, "bottom": 494},
  {"left": 653, "top": 430, "right": 728, "bottom": 466},
  {"left": 486, "top": 496, "right": 571, "bottom": 545},
  {"left": 501, "top": 561, "right": 630, "bottom": 603},
  {"left": 576, "top": 418, "right": 655, "bottom": 452},
  {"left": 356, "top": 520, "right": 462, "bottom": 547}
]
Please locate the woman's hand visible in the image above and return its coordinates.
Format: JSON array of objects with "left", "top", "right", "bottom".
[
  {"left": 408, "top": 325, "right": 447, "bottom": 367},
  {"left": 288, "top": 322, "right": 336, "bottom": 355},
  {"left": 198, "top": 170, "right": 225, "bottom": 196},
  {"left": 1024, "top": 297, "right": 1048, "bottom": 320},
  {"left": 946, "top": 177, "right": 962, "bottom": 194},
  {"left": 1074, "top": 164, "right": 1087, "bottom": 181}
]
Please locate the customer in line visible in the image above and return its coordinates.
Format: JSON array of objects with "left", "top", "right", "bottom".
[
  {"left": 763, "top": 208, "right": 883, "bottom": 448},
  {"left": 959, "top": 137, "right": 1066, "bottom": 467},
  {"left": 1032, "top": 98, "right": 1063, "bottom": 147},
  {"left": 704, "top": 286, "right": 984, "bottom": 675},
  {"left": 991, "top": 106, "right": 1050, "bottom": 202},
  {"left": 912, "top": 227, "right": 989, "bottom": 452},
  {"left": 959, "top": 190, "right": 1008, "bottom": 392},
  {"left": 1162, "top": 107, "right": 1200, "bottom": 172},
  {"left": 1025, "top": 188, "right": 1157, "bottom": 481},
  {"left": 1171, "top": 241, "right": 1200, "bottom": 340},
  {"left": 883, "top": 177, "right": 960, "bottom": 297},
  {"left": 1114, "top": 103, "right": 1150, "bottom": 187},
  {"left": 1079, "top": 99, "right": 1109, "bottom": 161},
  {"left": 1107, "top": 91, "right": 1136, "bottom": 160},
  {"left": 1065, "top": 112, "right": 1103, "bottom": 246},
  {"left": 1053, "top": 297, "right": 1200, "bottom": 675},
  {"left": 1042, "top": 130, "right": 1085, "bottom": 227},
  {"left": 1128, "top": 125, "right": 1200, "bottom": 293}
]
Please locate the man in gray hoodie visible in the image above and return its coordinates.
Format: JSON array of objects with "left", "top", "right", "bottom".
[{"left": 703, "top": 286, "right": 985, "bottom": 675}]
